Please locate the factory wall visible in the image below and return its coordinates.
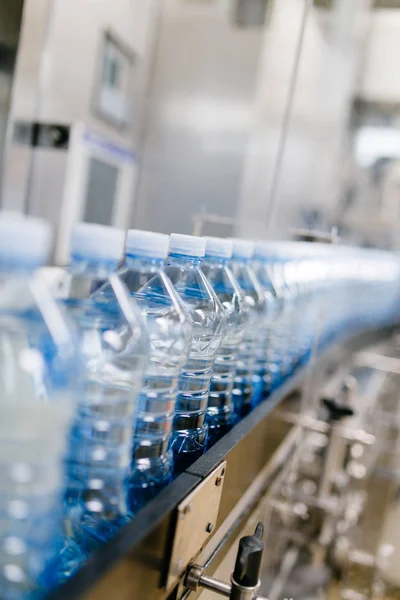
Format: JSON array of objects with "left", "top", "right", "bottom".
[
  {"left": 131, "top": 0, "right": 265, "bottom": 237},
  {"left": 235, "top": 0, "right": 372, "bottom": 240},
  {"left": 1, "top": 0, "right": 390, "bottom": 250},
  {"left": 358, "top": 9, "right": 400, "bottom": 103}
]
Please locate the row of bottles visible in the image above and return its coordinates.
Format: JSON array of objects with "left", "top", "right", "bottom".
[
  {"left": 1, "top": 213, "right": 400, "bottom": 598},
  {"left": 0, "top": 215, "right": 80, "bottom": 599}
]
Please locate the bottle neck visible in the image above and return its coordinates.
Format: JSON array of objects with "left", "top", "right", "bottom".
[
  {"left": 253, "top": 256, "right": 275, "bottom": 265},
  {"left": 69, "top": 256, "right": 118, "bottom": 278},
  {"left": 230, "top": 256, "right": 250, "bottom": 265},
  {"left": 167, "top": 252, "right": 203, "bottom": 266},
  {"left": 203, "top": 255, "right": 229, "bottom": 267},
  {"left": 124, "top": 253, "right": 165, "bottom": 270}
]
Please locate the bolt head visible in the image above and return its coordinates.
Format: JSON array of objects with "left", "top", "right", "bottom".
[
  {"left": 206, "top": 522, "right": 214, "bottom": 533},
  {"left": 182, "top": 503, "right": 193, "bottom": 516}
]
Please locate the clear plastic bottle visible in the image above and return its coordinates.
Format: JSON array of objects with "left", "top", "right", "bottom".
[
  {"left": 165, "top": 234, "right": 225, "bottom": 473},
  {"left": 60, "top": 224, "right": 148, "bottom": 556},
  {"left": 0, "top": 214, "right": 80, "bottom": 599},
  {"left": 228, "top": 239, "right": 267, "bottom": 412},
  {"left": 117, "top": 230, "right": 191, "bottom": 511},
  {"left": 274, "top": 242, "right": 328, "bottom": 370},
  {"left": 267, "top": 251, "right": 292, "bottom": 382},
  {"left": 200, "top": 237, "right": 246, "bottom": 446},
  {"left": 270, "top": 247, "right": 298, "bottom": 377},
  {"left": 252, "top": 243, "right": 281, "bottom": 397},
  {"left": 289, "top": 253, "right": 318, "bottom": 367}
]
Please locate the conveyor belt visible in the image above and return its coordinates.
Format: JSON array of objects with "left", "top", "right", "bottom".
[{"left": 47, "top": 327, "right": 395, "bottom": 600}]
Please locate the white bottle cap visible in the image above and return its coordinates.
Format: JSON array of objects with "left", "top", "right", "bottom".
[
  {"left": 70, "top": 223, "right": 125, "bottom": 263},
  {"left": 0, "top": 212, "right": 52, "bottom": 267},
  {"left": 169, "top": 233, "right": 205, "bottom": 258},
  {"left": 254, "top": 241, "right": 279, "bottom": 260},
  {"left": 204, "top": 236, "right": 232, "bottom": 259},
  {"left": 126, "top": 229, "right": 169, "bottom": 259},
  {"left": 229, "top": 239, "right": 255, "bottom": 259}
]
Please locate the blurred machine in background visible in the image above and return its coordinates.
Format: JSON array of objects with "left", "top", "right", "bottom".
[
  {"left": 0, "top": 0, "right": 158, "bottom": 260},
  {"left": 3, "top": 0, "right": 400, "bottom": 257}
]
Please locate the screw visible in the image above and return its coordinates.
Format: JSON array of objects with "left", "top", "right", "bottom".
[
  {"left": 181, "top": 503, "right": 193, "bottom": 519},
  {"left": 182, "top": 503, "right": 193, "bottom": 517},
  {"left": 215, "top": 477, "right": 222, "bottom": 486},
  {"left": 206, "top": 522, "right": 214, "bottom": 533},
  {"left": 221, "top": 468, "right": 225, "bottom": 477}
]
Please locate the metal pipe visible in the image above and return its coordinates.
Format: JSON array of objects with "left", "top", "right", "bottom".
[
  {"left": 198, "top": 574, "right": 232, "bottom": 597},
  {"left": 230, "top": 579, "right": 261, "bottom": 600},
  {"left": 355, "top": 352, "right": 400, "bottom": 375},
  {"left": 268, "top": 546, "right": 299, "bottom": 600}
]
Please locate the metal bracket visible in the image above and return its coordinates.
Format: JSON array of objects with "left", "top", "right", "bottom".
[
  {"left": 12, "top": 120, "right": 70, "bottom": 149},
  {"left": 167, "top": 461, "right": 227, "bottom": 590}
]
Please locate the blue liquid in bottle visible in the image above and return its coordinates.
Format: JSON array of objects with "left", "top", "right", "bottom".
[
  {"left": 0, "top": 214, "right": 81, "bottom": 599},
  {"left": 117, "top": 230, "right": 191, "bottom": 512},
  {"left": 58, "top": 224, "right": 148, "bottom": 574},
  {"left": 228, "top": 239, "right": 267, "bottom": 413},
  {"left": 252, "top": 243, "right": 281, "bottom": 398},
  {"left": 201, "top": 237, "right": 245, "bottom": 445},
  {"left": 267, "top": 255, "right": 294, "bottom": 379},
  {"left": 165, "top": 234, "right": 225, "bottom": 473}
]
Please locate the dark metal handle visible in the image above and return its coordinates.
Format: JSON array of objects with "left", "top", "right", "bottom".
[{"left": 233, "top": 522, "right": 264, "bottom": 588}]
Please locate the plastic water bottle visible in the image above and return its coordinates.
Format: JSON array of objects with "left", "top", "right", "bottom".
[
  {"left": 268, "top": 252, "right": 293, "bottom": 380},
  {"left": 274, "top": 242, "right": 328, "bottom": 369},
  {"left": 117, "top": 230, "right": 191, "bottom": 512},
  {"left": 228, "top": 239, "right": 267, "bottom": 412},
  {"left": 200, "top": 237, "right": 246, "bottom": 445},
  {"left": 252, "top": 243, "right": 281, "bottom": 395},
  {"left": 165, "top": 234, "right": 225, "bottom": 473},
  {"left": 270, "top": 247, "right": 297, "bottom": 377},
  {"left": 60, "top": 224, "right": 148, "bottom": 558},
  {"left": 0, "top": 214, "right": 80, "bottom": 599},
  {"left": 288, "top": 252, "right": 317, "bottom": 367}
]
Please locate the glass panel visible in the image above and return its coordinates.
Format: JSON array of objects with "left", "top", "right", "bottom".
[{"left": 83, "top": 157, "right": 119, "bottom": 226}]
